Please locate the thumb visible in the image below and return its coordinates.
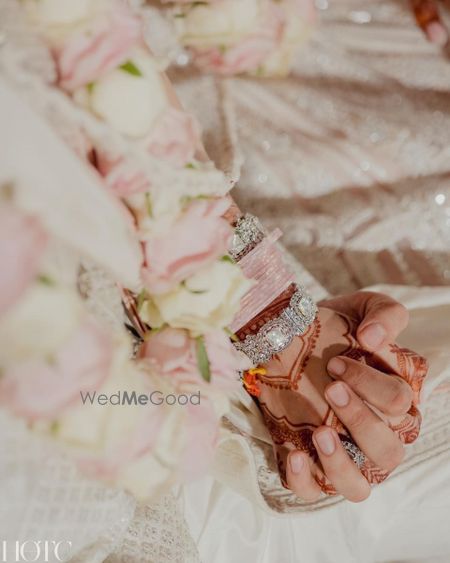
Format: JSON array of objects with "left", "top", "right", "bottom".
[{"left": 357, "top": 293, "right": 409, "bottom": 351}]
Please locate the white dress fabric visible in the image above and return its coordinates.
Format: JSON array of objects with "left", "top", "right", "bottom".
[{"left": 182, "top": 285, "right": 450, "bottom": 563}]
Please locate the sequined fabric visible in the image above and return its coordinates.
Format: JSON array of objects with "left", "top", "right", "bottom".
[
  {"left": 172, "top": 0, "right": 450, "bottom": 295},
  {"left": 228, "top": 0, "right": 450, "bottom": 294}
]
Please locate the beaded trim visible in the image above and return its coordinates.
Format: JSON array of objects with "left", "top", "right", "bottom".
[
  {"left": 229, "top": 213, "right": 266, "bottom": 261},
  {"left": 233, "top": 285, "right": 317, "bottom": 365}
]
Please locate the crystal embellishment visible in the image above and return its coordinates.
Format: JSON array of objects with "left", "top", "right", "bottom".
[
  {"left": 233, "top": 285, "right": 318, "bottom": 365},
  {"left": 229, "top": 214, "right": 266, "bottom": 261},
  {"left": 341, "top": 440, "right": 366, "bottom": 468}
]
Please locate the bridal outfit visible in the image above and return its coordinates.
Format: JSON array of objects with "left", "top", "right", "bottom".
[{"left": 1, "top": 1, "right": 450, "bottom": 562}]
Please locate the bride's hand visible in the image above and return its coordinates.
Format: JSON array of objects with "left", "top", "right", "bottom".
[{"left": 254, "top": 292, "right": 427, "bottom": 502}]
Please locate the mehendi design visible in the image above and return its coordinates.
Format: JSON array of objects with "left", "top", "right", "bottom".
[
  {"left": 359, "top": 459, "right": 389, "bottom": 485},
  {"left": 254, "top": 308, "right": 428, "bottom": 496},
  {"left": 389, "top": 344, "right": 428, "bottom": 398},
  {"left": 314, "top": 473, "right": 337, "bottom": 496},
  {"left": 259, "top": 402, "right": 318, "bottom": 460},
  {"left": 389, "top": 405, "right": 422, "bottom": 444}
]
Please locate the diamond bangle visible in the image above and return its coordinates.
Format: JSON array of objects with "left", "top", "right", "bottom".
[
  {"left": 229, "top": 213, "right": 266, "bottom": 261},
  {"left": 233, "top": 285, "right": 318, "bottom": 365}
]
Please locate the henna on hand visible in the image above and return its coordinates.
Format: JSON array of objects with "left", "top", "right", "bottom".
[{"left": 244, "top": 306, "right": 428, "bottom": 496}]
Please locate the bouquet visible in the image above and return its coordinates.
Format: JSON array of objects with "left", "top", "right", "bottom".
[{"left": 0, "top": 0, "right": 254, "bottom": 501}]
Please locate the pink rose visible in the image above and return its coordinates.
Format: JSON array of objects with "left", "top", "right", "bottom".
[
  {"left": 147, "top": 108, "right": 201, "bottom": 168},
  {"left": 56, "top": 3, "right": 141, "bottom": 91},
  {"left": 0, "top": 319, "right": 112, "bottom": 420},
  {"left": 140, "top": 327, "right": 200, "bottom": 386},
  {"left": 140, "top": 327, "right": 248, "bottom": 392},
  {"left": 0, "top": 205, "right": 47, "bottom": 317},
  {"left": 191, "top": 4, "right": 284, "bottom": 75},
  {"left": 193, "top": 35, "right": 276, "bottom": 75},
  {"left": 96, "top": 151, "right": 150, "bottom": 197},
  {"left": 140, "top": 326, "right": 250, "bottom": 478},
  {"left": 141, "top": 197, "right": 232, "bottom": 294},
  {"left": 204, "top": 329, "right": 251, "bottom": 390}
]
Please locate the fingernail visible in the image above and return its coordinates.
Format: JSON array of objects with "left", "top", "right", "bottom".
[
  {"left": 328, "top": 357, "right": 346, "bottom": 376},
  {"left": 289, "top": 452, "right": 304, "bottom": 474},
  {"left": 315, "top": 430, "right": 336, "bottom": 456},
  {"left": 359, "top": 323, "right": 386, "bottom": 350},
  {"left": 427, "top": 22, "right": 448, "bottom": 46},
  {"left": 326, "top": 383, "right": 350, "bottom": 407}
]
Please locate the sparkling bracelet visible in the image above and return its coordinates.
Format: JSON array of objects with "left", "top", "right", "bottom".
[
  {"left": 234, "top": 285, "right": 318, "bottom": 365},
  {"left": 229, "top": 213, "right": 266, "bottom": 261}
]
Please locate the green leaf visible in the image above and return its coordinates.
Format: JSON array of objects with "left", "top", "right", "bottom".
[
  {"left": 0, "top": 182, "right": 14, "bottom": 202},
  {"left": 145, "top": 192, "right": 153, "bottom": 218},
  {"left": 136, "top": 289, "right": 147, "bottom": 311},
  {"left": 196, "top": 336, "right": 211, "bottom": 383},
  {"left": 181, "top": 280, "right": 207, "bottom": 294},
  {"left": 119, "top": 60, "right": 142, "bottom": 77},
  {"left": 224, "top": 327, "right": 239, "bottom": 343},
  {"left": 143, "top": 325, "right": 164, "bottom": 340},
  {"left": 180, "top": 194, "right": 209, "bottom": 208},
  {"left": 220, "top": 255, "right": 235, "bottom": 264},
  {"left": 37, "top": 274, "right": 54, "bottom": 286},
  {"left": 50, "top": 421, "right": 60, "bottom": 434},
  {"left": 86, "top": 81, "right": 95, "bottom": 94}
]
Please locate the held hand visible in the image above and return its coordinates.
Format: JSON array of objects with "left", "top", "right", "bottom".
[{"left": 258, "top": 292, "right": 427, "bottom": 502}]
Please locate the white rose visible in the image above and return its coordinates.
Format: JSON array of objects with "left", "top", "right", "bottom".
[
  {"left": 147, "top": 260, "right": 253, "bottom": 334},
  {"left": 0, "top": 281, "right": 83, "bottom": 366},
  {"left": 47, "top": 344, "right": 188, "bottom": 500},
  {"left": 256, "top": 0, "right": 315, "bottom": 77},
  {"left": 177, "top": 0, "right": 262, "bottom": 47},
  {"left": 24, "top": 0, "right": 99, "bottom": 28},
  {"left": 82, "top": 49, "right": 168, "bottom": 138}
]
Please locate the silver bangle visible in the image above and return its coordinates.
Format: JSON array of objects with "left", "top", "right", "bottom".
[
  {"left": 233, "top": 285, "right": 318, "bottom": 365},
  {"left": 229, "top": 213, "right": 266, "bottom": 261}
]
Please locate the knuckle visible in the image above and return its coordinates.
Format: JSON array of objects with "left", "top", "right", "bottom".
[
  {"left": 345, "top": 363, "right": 366, "bottom": 388},
  {"left": 379, "top": 301, "right": 409, "bottom": 330},
  {"left": 386, "top": 381, "right": 413, "bottom": 415},
  {"left": 346, "top": 405, "right": 367, "bottom": 430},
  {"left": 391, "top": 302, "right": 409, "bottom": 325}
]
